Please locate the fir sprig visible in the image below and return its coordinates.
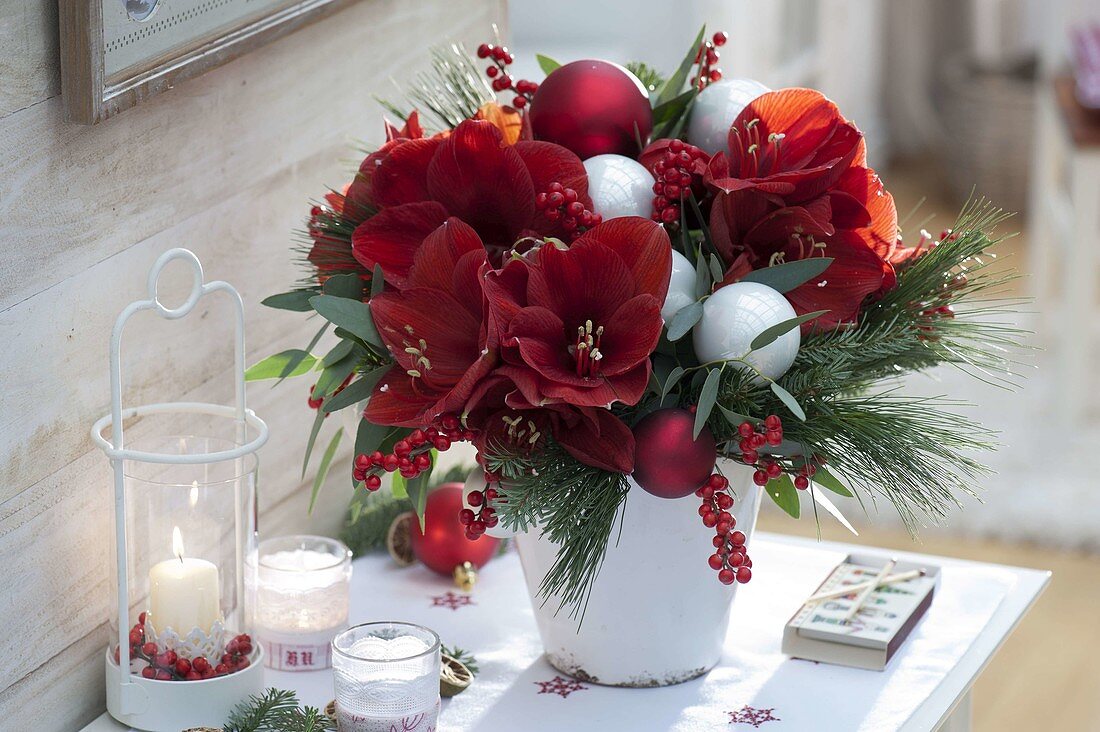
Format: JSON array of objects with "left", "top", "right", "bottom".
[
  {"left": 223, "top": 688, "right": 335, "bottom": 732},
  {"left": 379, "top": 44, "right": 494, "bottom": 132},
  {"left": 483, "top": 441, "right": 629, "bottom": 619}
]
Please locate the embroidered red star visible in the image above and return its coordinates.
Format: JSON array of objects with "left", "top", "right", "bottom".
[
  {"left": 534, "top": 676, "right": 588, "bottom": 698},
  {"left": 430, "top": 591, "right": 474, "bottom": 611},
  {"left": 728, "top": 705, "right": 780, "bottom": 727}
]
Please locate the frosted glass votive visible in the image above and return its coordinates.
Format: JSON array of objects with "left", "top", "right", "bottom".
[{"left": 246, "top": 535, "right": 352, "bottom": 671}]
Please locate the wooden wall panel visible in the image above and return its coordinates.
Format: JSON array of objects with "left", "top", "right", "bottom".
[{"left": 0, "top": 0, "right": 506, "bottom": 728}]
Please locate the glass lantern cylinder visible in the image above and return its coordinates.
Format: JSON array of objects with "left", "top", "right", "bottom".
[
  {"left": 246, "top": 534, "right": 352, "bottom": 671},
  {"left": 93, "top": 249, "right": 268, "bottom": 732}
]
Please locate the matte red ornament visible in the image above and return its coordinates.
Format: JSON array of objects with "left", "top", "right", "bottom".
[
  {"left": 529, "top": 60, "right": 652, "bottom": 159},
  {"left": 410, "top": 483, "right": 500, "bottom": 575},
  {"left": 631, "top": 408, "right": 717, "bottom": 498}
]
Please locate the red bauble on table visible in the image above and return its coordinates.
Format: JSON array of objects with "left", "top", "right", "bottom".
[
  {"left": 631, "top": 408, "right": 717, "bottom": 498},
  {"left": 410, "top": 483, "right": 500, "bottom": 576},
  {"left": 529, "top": 59, "right": 652, "bottom": 159}
]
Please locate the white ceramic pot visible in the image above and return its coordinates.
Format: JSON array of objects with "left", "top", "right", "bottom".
[{"left": 514, "top": 461, "right": 762, "bottom": 687}]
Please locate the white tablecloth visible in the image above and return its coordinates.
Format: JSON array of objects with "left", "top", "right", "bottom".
[{"left": 269, "top": 535, "right": 1017, "bottom": 731}]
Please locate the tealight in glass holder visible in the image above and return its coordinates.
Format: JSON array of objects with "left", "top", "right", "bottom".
[
  {"left": 246, "top": 534, "right": 352, "bottom": 671},
  {"left": 332, "top": 622, "right": 441, "bottom": 732}
]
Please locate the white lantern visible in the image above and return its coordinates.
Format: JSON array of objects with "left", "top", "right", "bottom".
[
  {"left": 582, "top": 153, "right": 655, "bottom": 220},
  {"left": 687, "top": 79, "right": 771, "bottom": 155},
  {"left": 92, "top": 249, "right": 268, "bottom": 731}
]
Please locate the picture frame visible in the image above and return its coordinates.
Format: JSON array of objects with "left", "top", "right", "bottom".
[{"left": 59, "top": 0, "right": 365, "bottom": 125}]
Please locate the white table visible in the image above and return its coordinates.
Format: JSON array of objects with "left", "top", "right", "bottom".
[{"left": 83, "top": 532, "right": 1048, "bottom": 732}]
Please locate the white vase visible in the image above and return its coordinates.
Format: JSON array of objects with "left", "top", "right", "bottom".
[{"left": 514, "top": 461, "right": 762, "bottom": 687}]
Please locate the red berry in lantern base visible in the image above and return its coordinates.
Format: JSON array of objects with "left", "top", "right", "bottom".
[
  {"left": 529, "top": 60, "right": 652, "bottom": 159},
  {"left": 631, "top": 408, "right": 717, "bottom": 499},
  {"left": 695, "top": 470, "right": 755, "bottom": 586}
]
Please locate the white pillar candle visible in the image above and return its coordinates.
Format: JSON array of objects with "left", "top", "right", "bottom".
[{"left": 148, "top": 526, "right": 221, "bottom": 634}]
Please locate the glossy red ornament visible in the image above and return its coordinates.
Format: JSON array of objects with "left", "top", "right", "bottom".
[
  {"left": 410, "top": 483, "right": 500, "bottom": 575},
  {"left": 631, "top": 408, "right": 717, "bottom": 499},
  {"left": 529, "top": 60, "right": 652, "bottom": 159}
]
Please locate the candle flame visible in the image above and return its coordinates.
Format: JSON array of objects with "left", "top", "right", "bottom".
[
  {"left": 189, "top": 481, "right": 199, "bottom": 508},
  {"left": 172, "top": 526, "right": 185, "bottom": 561}
]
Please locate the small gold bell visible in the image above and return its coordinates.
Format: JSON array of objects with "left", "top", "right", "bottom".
[{"left": 453, "top": 561, "right": 477, "bottom": 591}]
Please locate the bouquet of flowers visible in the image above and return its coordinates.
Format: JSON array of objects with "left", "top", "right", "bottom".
[{"left": 252, "top": 29, "right": 1020, "bottom": 616}]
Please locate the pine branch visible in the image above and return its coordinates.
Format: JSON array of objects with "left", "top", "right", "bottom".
[
  {"left": 441, "top": 644, "right": 480, "bottom": 676},
  {"left": 482, "top": 441, "right": 629, "bottom": 620},
  {"left": 223, "top": 689, "right": 300, "bottom": 732},
  {"left": 378, "top": 44, "right": 494, "bottom": 132},
  {"left": 626, "top": 61, "right": 666, "bottom": 93},
  {"left": 341, "top": 489, "right": 413, "bottom": 556}
]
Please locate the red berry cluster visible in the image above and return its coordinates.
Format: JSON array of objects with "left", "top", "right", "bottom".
[
  {"left": 477, "top": 43, "right": 539, "bottom": 108},
  {"left": 690, "top": 31, "right": 728, "bottom": 89},
  {"left": 735, "top": 415, "right": 822, "bottom": 491},
  {"left": 536, "top": 182, "right": 602, "bottom": 241},
  {"left": 115, "top": 613, "right": 253, "bottom": 681},
  {"left": 459, "top": 479, "right": 501, "bottom": 540},
  {"left": 353, "top": 414, "right": 477, "bottom": 490},
  {"left": 307, "top": 373, "right": 354, "bottom": 411},
  {"left": 650, "top": 140, "right": 709, "bottom": 227},
  {"left": 695, "top": 473, "right": 753, "bottom": 585}
]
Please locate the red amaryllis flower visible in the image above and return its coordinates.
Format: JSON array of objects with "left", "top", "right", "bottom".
[
  {"left": 704, "top": 88, "right": 898, "bottom": 328},
  {"left": 305, "top": 186, "right": 367, "bottom": 284},
  {"left": 364, "top": 218, "right": 497, "bottom": 427},
  {"left": 482, "top": 217, "right": 671, "bottom": 410},
  {"left": 349, "top": 119, "right": 591, "bottom": 288},
  {"left": 465, "top": 377, "right": 636, "bottom": 473}
]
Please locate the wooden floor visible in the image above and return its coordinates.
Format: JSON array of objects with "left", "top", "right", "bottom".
[{"left": 758, "top": 515, "right": 1100, "bottom": 731}]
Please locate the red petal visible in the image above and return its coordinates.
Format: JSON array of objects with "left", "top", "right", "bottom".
[
  {"left": 835, "top": 166, "right": 898, "bottom": 259},
  {"left": 527, "top": 239, "right": 635, "bottom": 328},
  {"left": 595, "top": 295, "right": 664, "bottom": 376},
  {"left": 406, "top": 218, "right": 486, "bottom": 291},
  {"left": 513, "top": 140, "right": 590, "bottom": 205},
  {"left": 426, "top": 120, "right": 536, "bottom": 246},
  {"left": 370, "top": 288, "right": 482, "bottom": 383},
  {"left": 364, "top": 371, "right": 432, "bottom": 427},
  {"left": 370, "top": 137, "right": 445, "bottom": 208},
  {"left": 572, "top": 217, "right": 673, "bottom": 303},
  {"left": 785, "top": 233, "right": 886, "bottom": 329},
  {"left": 351, "top": 202, "right": 448, "bottom": 287},
  {"left": 552, "top": 407, "right": 636, "bottom": 473}
]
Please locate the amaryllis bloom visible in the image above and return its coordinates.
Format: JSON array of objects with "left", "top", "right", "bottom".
[
  {"left": 350, "top": 119, "right": 591, "bottom": 288},
  {"left": 463, "top": 374, "right": 637, "bottom": 473},
  {"left": 365, "top": 218, "right": 497, "bottom": 427},
  {"left": 482, "top": 217, "right": 671, "bottom": 411},
  {"left": 305, "top": 186, "right": 366, "bottom": 284},
  {"left": 704, "top": 88, "right": 898, "bottom": 328}
]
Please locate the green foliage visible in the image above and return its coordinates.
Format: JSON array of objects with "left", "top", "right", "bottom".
[
  {"left": 626, "top": 61, "right": 666, "bottom": 93},
  {"left": 377, "top": 44, "right": 494, "bottom": 131},
  {"left": 223, "top": 688, "right": 335, "bottom": 732},
  {"left": 483, "top": 441, "right": 629, "bottom": 619},
  {"left": 537, "top": 54, "right": 562, "bottom": 75},
  {"left": 245, "top": 350, "right": 317, "bottom": 381},
  {"left": 441, "top": 644, "right": 480, "bottom": 676},
  {"left": 342, "top": 489, "right": 413, "bottom": 556}
]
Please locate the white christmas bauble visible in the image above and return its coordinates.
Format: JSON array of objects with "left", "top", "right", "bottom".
[
  {"left": 662, "top": 249, "right": 697, "bottom": 322},
  {"left": 693, "top": 282, "right": 799, "bottom": 382},
  {"left": 687, "top": 78, "right": 771, "bottom": 155},
  {"left": 583, "top": 154, "right": 655, "bottom": 220},
  {"left": 463, "top": 469, "right": 514, "bottom": 539}
]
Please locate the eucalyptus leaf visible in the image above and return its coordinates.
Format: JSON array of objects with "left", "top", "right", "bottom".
[
  {"left": 770, "top": 382, "right": 807, "bottom": 421},
  {"left": 405, "top": 470, "right": 433, "bottom": 531},
  {"left": 749, "top": 310, "right": 828, "bottom": 351},
  {"left": 310, "top": 295, "right": 382, "bottom": 348},
  {"left": 321, "top": 339, "right": 355, "bottom": 368},
  {"left": 323, "top": 365, "right": 388, "bottom": 413},
  {"left": 694, "top": 366, "right": 723, "bottom": 438},
  {"left": 661, "top": 366, "right": 686, "bottom": 400},
  {"left": 666, "top": 301, "right": 703, "bottom": 341},
  {"left": 261, "top": 289, "right": 317, "bottom": 312},
  {"left": 371, "top": 263, "right": 385, "bottom": 299},
  {"left": 309, "top": 429, "right": 343, "bottom": 515},
  {"left": 323, "top": 272, "right": 365, "bottom": 300},
  {"left": 301, "top": 406, "right": 327, "bottom": 479},
  {"left": 311, "top": 353, "right": 358, "bottom": 401},
  {"left": 694, "top": 248, "right": 712, "bottom": 299},
  {"left": 814, "top": 466, "right": 854, "bottom": 497},
  {"left": 244, "top": 350, "right": 317, "bottom": 381},
  {"left": 390, "top": 471, "right": 408, "bottom": 499},
  {"left": 707, "top": 253, "right": 725, "bottom": 284},
  {"left": 717, "top": 404, "right": 754, "bottom": 426},
  {"left": 740, "top": 257, "right": 834, "bottom": 293},
  {"left": 654, "top": 25, "right": 705, "bottom": 106},
  {"left": 689, "top": 192, "right": 715, "bottom": 256},
  {"left": 766, "top": 473, "right": 801, "bottom": 518},
  {"left": 536, "top": 54, "right": 562, "bottom": 74}
]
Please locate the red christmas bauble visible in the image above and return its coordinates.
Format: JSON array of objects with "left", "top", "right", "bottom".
[
  {"left": 529, "top": 60, "right": 652, "bottom": 159},
  {"left": 631, "top": 408, "right": 717, "bottom": 499},
  {"left": 410, "top": 483, "right": 500, "bottom": 576}
]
